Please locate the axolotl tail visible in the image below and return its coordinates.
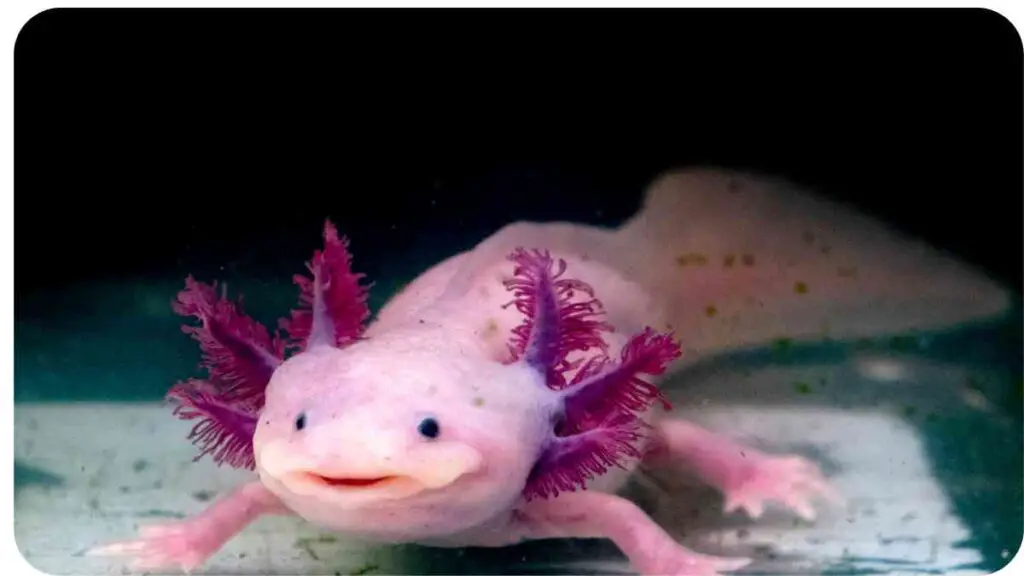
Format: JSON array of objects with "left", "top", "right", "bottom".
[
  {"left": 611, "top": 169, "right": 1014, "bottom": 365},
  {"left": 370, "top": 167, "right": 1014, "bottom": 370}
]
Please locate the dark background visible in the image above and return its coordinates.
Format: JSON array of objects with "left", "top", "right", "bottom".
[{"left": 15, "top": 7, "right": 1022, "bottom": 309}]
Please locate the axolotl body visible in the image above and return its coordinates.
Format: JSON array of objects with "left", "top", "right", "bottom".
[
  {"left": 93, "top": 169, "right": 1012, "bottom": 575},
  {"left": 92, "top": 238, "right": 835, "bottom": 575}
]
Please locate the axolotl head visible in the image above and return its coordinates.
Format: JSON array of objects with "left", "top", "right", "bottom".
[
  {"left": 167, "top": 223, "right": 679, "bottom": 545},
  {"left": 252, "top": 331, "right": 554, "bottom": 541}
]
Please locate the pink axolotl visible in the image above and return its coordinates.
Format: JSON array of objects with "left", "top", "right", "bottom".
[{"left": 89, "top": 169, "right": 1011, "bottom": 575}]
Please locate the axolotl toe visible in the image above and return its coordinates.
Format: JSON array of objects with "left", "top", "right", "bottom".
[{"left": 90, "top": 219, "right": 841, "bottom": 576}]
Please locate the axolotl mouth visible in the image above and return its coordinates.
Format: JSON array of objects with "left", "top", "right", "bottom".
[
  {"left": 255, "top": 469, "right": 432, "bottom": 512},
  {"left": 303, "top": 473, "right": 402, "bottom": 489},
  {"left": 281, "top": 471, "right": 432, "bottom": 500},
  {"left": 259, "top": 440, "right": 484, "bottom": 499}
]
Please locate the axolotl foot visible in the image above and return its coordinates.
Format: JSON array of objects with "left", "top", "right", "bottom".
[
  {"left": 645, "top": 419, "right": 842, "bottom": 522},
  {"left": 88, "top": 520, "right": 221, "bottom": 573},
  {"left": 634, "top": 544, "right": 752, "bottom": 576},
  {"left": 720, "top": 451, "right": 838, "bottom": 521},
  {"left": 87, "top": 482, "right": 287, "bottom": 573}
]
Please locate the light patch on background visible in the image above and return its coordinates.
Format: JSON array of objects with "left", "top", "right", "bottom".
[{"left": 853, "top": 355, "right": 910, "bottom": 383}]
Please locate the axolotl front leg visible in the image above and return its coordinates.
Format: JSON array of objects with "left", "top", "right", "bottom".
[
  {"left": 89, "top": 482, "right": 289, "bottom": 571},
  {"left": 508, "top": 491, "right": 753, "bottom": 575},
  {"left": 496, "top": 422, "right": 837, "bottom": 576},
  {"left": 474, "top": 425, "right": 834, "bottom": 575}
]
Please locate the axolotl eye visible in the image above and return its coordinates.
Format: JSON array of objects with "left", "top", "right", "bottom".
[
  {"left": 295, "top": 412, "right": 307, "bottom": 431},
  {"left": 417, "top": 417, "right": 440, "bottom": 439}
]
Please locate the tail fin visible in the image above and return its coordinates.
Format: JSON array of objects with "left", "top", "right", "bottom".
[
  {"left": 376, "top": 167, "right": 1014, "bottom": 367},
  {"left": 611, "top": 169, "right": 1014, "bottom": 362}
]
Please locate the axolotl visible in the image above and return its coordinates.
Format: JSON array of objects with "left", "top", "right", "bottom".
[{"left": 90, "top": 169, "right": 1012, "bottom": 575}]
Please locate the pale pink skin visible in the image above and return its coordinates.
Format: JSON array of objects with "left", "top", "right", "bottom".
[
  {"left": 89, "top": 254, "right": 838, "bottom": 576},
  {"left": 89, "top": 169, "right": 1011, "bottom": 575}
]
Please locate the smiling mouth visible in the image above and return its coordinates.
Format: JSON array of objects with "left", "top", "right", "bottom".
[
  {"left": 307, "top": 473, "right": 399, "bottom": 488},
  {"left": 288, "top": 471, "right": 424, "bottom": 495}
]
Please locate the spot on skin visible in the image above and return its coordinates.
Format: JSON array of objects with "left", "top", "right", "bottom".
[
  {"left": 723, "top": 254, "right": 736, "bottom": 268},
  {"left": 478, "top": 285, "right": 490, "bottom": 298},
  {"left": 821, "top": 245, "right": 832, "bottom": 255},
  {"left": 704, "top": 305, "right": 718, "bottom": 318},
  {"left": 794, "top": 281, "right": 809, "bottom": 294},
  {"left": 802, "top": 231, "right": 815, "bottom": 244},
  {"left": 426, "top": 384, "right": 438, "bottom": 396},
  {"left": 675, "top": 253, "right": 709, "bottom": 267},
  {"left": 837, "top": 266, "right": 858, "bottom": 278},
  {"left": 481, "top": 318, "right": 500, "bottom": 340},
  {"left": 131, "top": 459, "right": 148, "bottom": 473},
  {"left": 741, "top": 254, "right": 756, "bottom": 267},
  {"left": 472, "top": 397, "right": 485, "bottom": 407}
]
